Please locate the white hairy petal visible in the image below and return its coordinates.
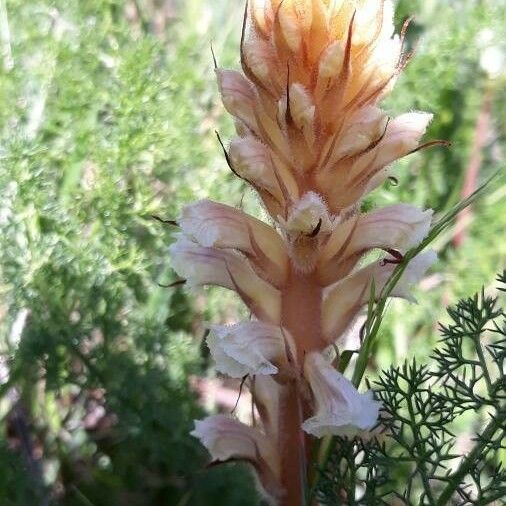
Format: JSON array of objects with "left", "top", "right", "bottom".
[
  {"left": 280, "top": 192, "right": 333, "bottom": 236},
  {"left": 216, "top": 69, "right": 257, "bottom": 132},
  {"left": 321, "top": 205, "right": 433, "bottom": 265},
  {"left": 302, "top": 352, "right": 381, "bottom": 437},
  {"left": 360, "top": 112, "right": 434, "bottom": 191},
  {"left": 207, "top": 321, "right": 294, "bottom": 378}
]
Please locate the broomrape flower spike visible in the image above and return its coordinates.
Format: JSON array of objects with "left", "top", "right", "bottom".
[{"left": 170, "top": 1, "right": 438, "bottom": 504}]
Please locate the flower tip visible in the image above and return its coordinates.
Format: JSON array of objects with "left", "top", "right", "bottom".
[
  {"left": 395, "top": 250, "right": 438, "bottom": 302},
  {"left": 179, "top": 200, "right": 220, "bottom": 248},
  {"left": 409, "top": 250, "right": 438, "bottom": 279},
  {"left": 408, "top": 111, "right": 434, "bottom": 132},
  {"left": 410, "top": 207, "right": 434, "bottom": 247}
]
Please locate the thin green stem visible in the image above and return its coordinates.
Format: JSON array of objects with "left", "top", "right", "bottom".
[
  {"left": 476, "top": 488, "right": 506, "bottom": 506},
  {"left": 435, "top": 412, "right": 506, "bottom": 506},
  {"left": 474, "top": 335, "right": 494, "bottom": 395},
  {"left": 406, "top": 391, "right": 436, "bottom": 506},
  {"left": 70, "top": 486, "right": 96, "bottom": 506},
  {"left": 471, "top": 299, "right": 495, "bottom": 395}
]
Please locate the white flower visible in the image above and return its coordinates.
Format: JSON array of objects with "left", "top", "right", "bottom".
[
  {"left": 351, "top": 112, "right": 433, "bottom": 177},
  {"left": 480, "top": 46, "right": 505, "bottom": 79},
  {"left": 281, "top": 192, "right": 333, "bottom": 237},
  {"left": 302, "top": 352, "right": 381, "bottom": 437},
  {"left": 216, "top": 69, "right": 257, "bottom": 132},
  {"left": 318, "top": 41, "right": 346, "bottom": 81},
  {"left": 228, "top": 137, "right": 299, "bottom": 206},
  {"left": 278, "top": 192, "right": 336, "bottom": 273},
  {"left": 324, "top": 106, "right": 387, "bottom": 164},
  {"left": 274, "top": 192, "right": 336, "bottom": 273},
  {"left": 207, "top": 321, "right": 295, "bottom": 378},
  {"left": 288, "top": 83, "right": 315, "bottom": 134},
  {"left": 362, "top": 112, "right": 434, "bottom": 193}
]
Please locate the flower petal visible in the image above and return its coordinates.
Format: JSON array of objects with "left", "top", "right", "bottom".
[
  {"left": 351, "top": 204, "right": 433, "bottom": 252},
  {"left": 374, "top": 112, "right": 434, "bottom": 166},
  {"left": 216, "top": 69, "right": 258, "bottom": 133},
  {"left": 319, "top": 205, "right": 433, "bottom": 284},
  {"left": 191, "top": 415, "right": 282, "bottom": 503},
  {"left": 242, "top": 36, "right": 281, "bottom": 93},
  {"left": 252, "top": 375, "right": 280, "bottom": 439},
  {"left": 360, "top": 112, "right": 434, "bottom": 191},
  {"left": 229, "top": 136, "right": 298, "bottom": 204},
  {"left": 289, "top": 83, "right": 315, "bottom": 132},
  {"left": 169, "top": 236, "right": 281, "bottom": 323},
  {"left": 322, "top": 112, "right": 432, "bottom": 211},
  {"left": 251, "top": 0, "right": 274, "bottom": 38},
  {"left": 191, "top": 414, "right": 273, "bottom": 464},
  {"left": 302, "top": 352, "right": 381, "bottom": 437},
  {"left": 207, "top": 321, "right": 295, "bottom": 378},
  {"left": 326, "top": 106, "right": 388, "bottom": 164},
  {"left": 318, "top": 40, "right": 345, "bottom": 81},
  {"left": 322, "top": 251, "right": 437, "bottom": 341},
  {"left": 277, "top": 2, "right": 303, "bottom": 52},
  {"left": 179, "top": 199, "right": 288, "bottom": 283},
  {"left": 280, "top": 191, "right": 333, "bottom": 237}
]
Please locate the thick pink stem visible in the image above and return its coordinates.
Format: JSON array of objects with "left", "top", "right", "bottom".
[
  {"left": 277, "top": 381, "right": 306, "bottom": 506},
  {"left": 278, "top": 268, "right": 324, "bottom": 505}
]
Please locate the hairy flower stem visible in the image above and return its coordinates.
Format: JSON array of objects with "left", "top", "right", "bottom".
[
  {"left": 279, "top": 269, "right": 323, "bottom": 505},
  {"left": 282, "top": 270, "right": 326, "bottom": 359},
  {"left": 278, "top": 383, "right": 307, "bottom": 506}
]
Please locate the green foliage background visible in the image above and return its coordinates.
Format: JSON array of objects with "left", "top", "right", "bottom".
[{"left": 0, "top": 0, "right": 504, "bottom": 504}]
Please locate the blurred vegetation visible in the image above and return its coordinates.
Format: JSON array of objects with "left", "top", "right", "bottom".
[{"left": 0, "top": 0, "right": 504, "bottom": 505}]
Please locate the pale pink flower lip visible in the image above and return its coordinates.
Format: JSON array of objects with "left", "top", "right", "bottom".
[
  {"left": 302, "top": 352, "right": 382, "bottom": 438},
  {"left": 279, "top": 192, "right": 335, "bottom": 272},
  {"left": 207, "top": 321, "right": 296, "bottom": 378},
  {"left": 318, "top": 204, "right": 433, "bottom": 284},
  {"left": 179, "top": 199, "right": 288, "bottom": 284},
  {"left": 191, "top": 414, "right": 277, "bottom": 468},
  {"left": 216, "top": 69, "right": 259, "bottom": 135}
]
